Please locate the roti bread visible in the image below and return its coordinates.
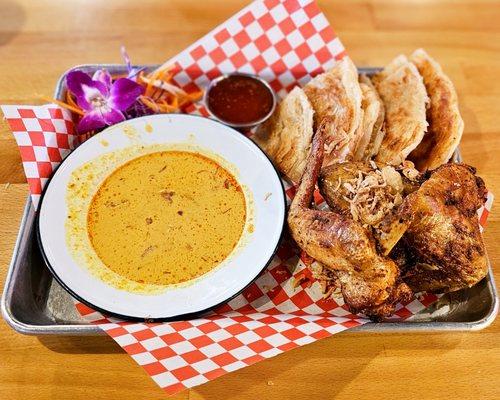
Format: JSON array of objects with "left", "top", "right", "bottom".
[
  {"left": 304, "top": 56, "right": 363, "bottom": 166},
  {"left": 373, "top": 55, "right": 429, "bottom": 165},
  {"left": 253, "top": 86, "right": 314, "bottom": 183},
  {"left": 354, "top": 75, "right": 385, "bottom": 161},
  {"left": 408, "top": 48, "right": 464, "bottom": 170}
]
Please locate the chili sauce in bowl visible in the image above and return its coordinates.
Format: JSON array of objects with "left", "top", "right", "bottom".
[{"left": 205, "top": 73, "right": 276, "bottom": 128}]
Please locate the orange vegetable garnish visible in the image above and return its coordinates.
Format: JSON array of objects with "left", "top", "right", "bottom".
[
  {"left": 39, "top": 96, "right": 85, "bottom": 116},
  {"left": 44, "top": 64, "right": 203, "bottom": 123}
]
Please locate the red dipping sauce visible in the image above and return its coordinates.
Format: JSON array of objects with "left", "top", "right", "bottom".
[{"left": 206, "top": 74, "right": 275, "bottom": 126}]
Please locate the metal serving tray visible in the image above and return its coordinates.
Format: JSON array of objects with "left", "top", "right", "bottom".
[{"left": 1, "top": 65, "right": 498, "bottom": 335}]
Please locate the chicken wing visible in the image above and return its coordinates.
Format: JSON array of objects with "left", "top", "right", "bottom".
[{"left": 288, "top": 120, "right": 412, "bottom": 319}]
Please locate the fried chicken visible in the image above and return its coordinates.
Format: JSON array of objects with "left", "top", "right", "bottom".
[
  {"left": 288, "top": 120, "right": 412, "bottom": 320},
  {"left": 392, "top": 163, "right": 488, "bottom": 293},
  {"left": 318, "top": 159, "right": 488, "bottom": 293}
]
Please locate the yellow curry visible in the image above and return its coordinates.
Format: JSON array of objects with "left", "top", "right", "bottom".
[{"left": 87, "top": 151, "right": 246, "bottom": 286}]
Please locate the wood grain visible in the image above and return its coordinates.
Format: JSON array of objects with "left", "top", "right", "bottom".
[{"left": 0, "top": 1, "right": 499, "bottom": 399}]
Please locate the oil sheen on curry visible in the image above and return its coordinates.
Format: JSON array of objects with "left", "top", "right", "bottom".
[{"left": 87, "top": 151, "right": 246, "bottom": 286}]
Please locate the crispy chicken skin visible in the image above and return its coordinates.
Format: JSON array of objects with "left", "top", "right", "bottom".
[
  {"left": 393, "top": 163, "right": 488, "bottom": 293},
  {"left": 288, "top": 120, "right": 412, "bottom": 320}
]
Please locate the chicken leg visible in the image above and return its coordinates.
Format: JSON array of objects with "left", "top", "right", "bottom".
[{"left": 288, "top": 119, "right": 412, "bottom": 319}]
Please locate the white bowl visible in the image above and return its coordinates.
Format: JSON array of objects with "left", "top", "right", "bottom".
[{"left": 37, "top": 114, "right": 286, "bottom": 320}]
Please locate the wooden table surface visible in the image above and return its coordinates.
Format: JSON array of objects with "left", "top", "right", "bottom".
[{"left": 1, "top": 0, "right": 499, "bottom": 399}]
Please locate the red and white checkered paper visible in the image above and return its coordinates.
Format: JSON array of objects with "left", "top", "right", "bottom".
[{"left": 1, "top": 0, "right": 493, "bottom": 396}]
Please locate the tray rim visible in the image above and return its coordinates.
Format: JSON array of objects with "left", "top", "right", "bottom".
[{"left": 1, "top": 64, "right": 498, "bottom": 335}]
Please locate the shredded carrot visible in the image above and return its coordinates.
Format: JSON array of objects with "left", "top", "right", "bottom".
[
  {"left": 158, "top": 99, "right": 178, "bottom": 112},
  {"left": 157, "top": 68, "right": 174, "bottom": 83},
  {"left": 167, "top": 95, "right": 178, "bottom": 109},
  {"left": 139, "top": 96, "right": 161, "bottom": 113},
  {"left": 136, "top": 65, "right": 203, "bottom": 115},
  {"left": 40, "top": 96, "right": 85, "bottom": 116},
  {"left": 151, "top": 87, "right": 164, "bottom": 102},
  {"left": 143, "top": 70, "right": 162, "bottom": 97},
  {"left": 187, "top": 90, "right": 203, "bottom": 101},
  {"left": 66, "top": 91, "right": 80, "bottom": 110}
]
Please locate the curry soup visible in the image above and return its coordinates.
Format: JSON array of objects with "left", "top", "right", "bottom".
[{"left": 87, "top": 151, "right": 246, "bottom": 286}]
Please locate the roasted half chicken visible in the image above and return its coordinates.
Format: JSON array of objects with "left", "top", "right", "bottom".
[
  {"left": 319, "top": 160, "right": 489, "bottom": 294},
  {"left": 391, "top": 163, "right": 488, "bottom": 293},
  {"left": 288, "top": 121, "right": 412, "bottom": 320}
]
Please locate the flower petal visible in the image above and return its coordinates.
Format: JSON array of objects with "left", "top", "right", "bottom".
[
  {"left": 120, "top": 48, "right": 145, "bottom": 79},
  {"left": 66, "top": 71, "right": 94, "bottom": 110},
  {"left": 77, "top": 110, "right": 107, "bottom": 133},
  {"left": 67, "top": 71, "right": 109, "bottom": 111},
  {"left": 92, "top": 69, "right": 112, "bottom": 92},
  {"left": 108, "top": 78, "right": 144, "bottom": 111},
  {"left": 101, "top": 108, "right": 126, "bottom": 126},
  {"left": 66, "top": 71, "right": 93, "bottom": 98}
]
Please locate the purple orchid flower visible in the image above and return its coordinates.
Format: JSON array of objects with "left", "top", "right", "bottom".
[{"left": 66, "top": 69, "right": 143, "bottom": 133}]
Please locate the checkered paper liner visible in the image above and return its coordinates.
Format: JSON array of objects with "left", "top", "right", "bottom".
[{"left": 1, "top": 0, "right": 494, "bottom": 396}]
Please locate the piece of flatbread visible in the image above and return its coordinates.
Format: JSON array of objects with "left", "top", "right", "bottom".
[
  {"left": 253, "top": 86, "right": 314, "bottom": 183},
  {"left": 408, "top": 49, "right": 464, "bottom": 170},
  {"left": 303, "top": 56, "right": 363, "bottom": 166},
  {"left": 353, "top": 75, "right": 385, "bottom": 161},
  {"left": 373, "top": 55, "right": 429, "bottom": 165}
]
